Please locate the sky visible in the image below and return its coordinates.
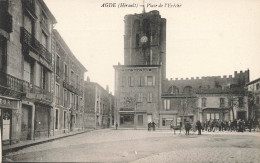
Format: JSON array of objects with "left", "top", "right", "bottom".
[{"left": 44, "top": 0, "right": 260, "bottom": 94}]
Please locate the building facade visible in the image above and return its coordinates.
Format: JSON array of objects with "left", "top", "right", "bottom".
[
  {"left": 52, "top": 30, "right": 87, "bottom": 134},
  {"left": 114, "top": 10, "right": 166, "bottom": 128},
  {"left": 0, "top": 0, "right": 56, "bottom": 145},
  {"left": 162, "top": 70, "right": 249, "bottom": 127},
  {"left": 246, "top": 78, "right": 260, "bottom": 121},
  {"left": 84, "top": 79, "right": 114, "bottom": 129}
]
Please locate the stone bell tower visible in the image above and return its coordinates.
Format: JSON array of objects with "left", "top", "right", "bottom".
[{"left": 123, "top": 10, "right": 166, "bottom": 79}]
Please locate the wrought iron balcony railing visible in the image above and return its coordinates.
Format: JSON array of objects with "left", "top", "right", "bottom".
[
  {"left": 63, "top": 80, "right": 83, "bottom": 96},
  {"left": 22, "top": 0, "right": 35, "bottom": 16},
  {"left": 20, "top": 27, "right": 52, "bottom": 64},
  {"left": 23, "top": 82, "right": 53, "bottom": 102},
  {"left": 0, "top": 71, "right": 24, "bottom": 93},
  {"left": 0, "top": 71, "right": 52, "bottom": 102}
]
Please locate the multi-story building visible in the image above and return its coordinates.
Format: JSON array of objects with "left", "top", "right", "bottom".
[
  {"left": 162, "top": 71, "right": 249, "bottom": 127},
  {"left": 114, "top": 9, "right": 250, "bottom": 129},
  {"left": 246, "top": 78, "right": 260, "bottom": 120},
  {"left": 52, "top": 30, "right": 87, "bottom": 134},
  {"left": 0, "top": 0, "right": 56, "bottom": 144},
  {"left": 84, "top": 78, "right": 114, "bottom": 129},
  {"left": 114, "top": 10, "right": 166, "bottom": 128}
]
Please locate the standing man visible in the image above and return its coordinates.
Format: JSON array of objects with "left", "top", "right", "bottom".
[
  {"left": 115, "top": 122, "right": 118, "bottom": 130},
  {"left": 152, "top": 121, "right": 156, "bottom": 131},
  {"left": 196, "top": 120, "right": 202, "bottom": 135}
]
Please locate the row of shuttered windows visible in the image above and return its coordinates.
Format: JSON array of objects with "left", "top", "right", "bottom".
[{"left": 121, "top": 76, "right": 156, "bottom": 87}]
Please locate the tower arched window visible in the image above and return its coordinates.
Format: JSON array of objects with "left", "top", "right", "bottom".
[
  {"left": 183, "top": 86, "right": 193, "bottom": 94},
  {"left": 168, "top": 86, "right": 179, "bottom": 94}
]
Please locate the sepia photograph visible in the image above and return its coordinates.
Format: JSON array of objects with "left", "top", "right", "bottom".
[{"left": 0, "top": 0, "right": 260, "bottom": 162}]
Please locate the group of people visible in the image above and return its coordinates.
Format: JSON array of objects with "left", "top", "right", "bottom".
[
  {"left": 202, "top": 119, "right": 260, "bottom": 132},
  {"left": 148, "top": 122, "right": 156, "bottom": 131},
  {"left": 184, "top": 120, "right": 202, "bottom": 135}
]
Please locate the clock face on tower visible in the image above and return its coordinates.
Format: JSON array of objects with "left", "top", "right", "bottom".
[{"left": 140, "top": 35, "right": 148, "bottom": 43}]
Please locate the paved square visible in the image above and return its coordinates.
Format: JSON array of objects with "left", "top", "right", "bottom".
[{"left": 4, "top": 129, "right": 260, "bottom": 162}]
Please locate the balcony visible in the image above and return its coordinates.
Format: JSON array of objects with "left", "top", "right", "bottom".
[
  {"left": 22, "top": 0, "right": 36, "bottom": 18},
  {"left": 0, "top": 2, "right": 13, "bottom": 33},
  {"left": 23, "top": 83, "right": 53, "bottom": 103},
  {"left": 63, "top": 80, "right": 83, "bottom": 96},
  {"left": 0, "top": 71, "right": 52, "bottom": 102},
  {"left": 0, "top": 71, "right": 24, "bottom": 98},
  {"left": 20, "top": 27, "right": 52, "bottom": 65}
]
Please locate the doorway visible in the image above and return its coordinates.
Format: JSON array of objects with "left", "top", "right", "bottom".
[
  {"left": 138, "top": 115, "right": 143, "bottom": 126},
  {"left": 2, "top": 109, "right": 12, "bottom": 141},
  {"left": 21, "top": 105, "right": 32, "bottom": 140},
  {"left": 63, "top": 111, "right": 66, "bottom": 133},
  {"left": 237, "top": 111, "right": 246, "bottom": 120}
]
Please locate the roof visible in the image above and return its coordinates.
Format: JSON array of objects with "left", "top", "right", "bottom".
[
  {"left": 53, "top": 29, "right": 87, "bottom": 72},
  {"left": 39, "top": 0, "right": 57, "bottom": 23},
  {"left": 246, "top": 77, "right": 260, "bottom": 86}
]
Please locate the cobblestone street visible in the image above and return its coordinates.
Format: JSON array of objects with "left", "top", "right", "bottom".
[{"left": 3, "top": 129, "right": 260, "bottom": 162}]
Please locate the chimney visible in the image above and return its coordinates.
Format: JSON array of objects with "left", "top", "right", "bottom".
[{"left": 106, "top": 85, "right": 109, "bottom": 92}]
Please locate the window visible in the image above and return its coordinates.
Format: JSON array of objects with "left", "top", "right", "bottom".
[
  {"left": 136, "top": 76, "right": 145, "bottom": 87},
  {"left": 41, "top": 11, "right": 48, "bottom": 27},
  {"left": 121, "top": 76, "right": 126, "bottom": 87},
  {"left": 239, "top": 97, "right": 243, "bottom": 107},
  {"left": 206, "top": 113, "right": 210, "bottom": 120},
  {"left": 0, "top": 37, "right": 6, "bottom": 71},
  {"left": 41, "top": 32, "right": 47, "bottom": 48},
  {"left": 215, "top": 113, "right": 219, "bottom": 120},
  {"left": 24, "top": 15, "right": 33, "bottom": 34},
  {"left": 256, "top": 83, "right": 260, "bottom": 90},
  {"left": 64, "top": 63, "right": 68, "bottom": 81},
  {"left": 162, "top": 118, "right": 166, "bottom": 126},
  {"left": 71, "top": 93, "right": 75, "bottom": 109},
  {"left": 164, "top": 99, "right": 170, "bottom": 110},
  {"left": 202, "top": 98, "right": 207, "bottom": 107},
  {"left": 71, "top": 71, "right": 74, "bottom": 86},
  {"left": 136, "top": 34, "right": 140, "bottom": 47},
  {"left": 41, "top": 67, "right": 48, "bottom": 90},
  {"left": 147, "top": 76, "right": 153, "bottom": 86},
  {"left": 137, "top": 93, "right": 143, "bottom": 102},
  {"left": 80, "top": 97, "right": 83, "bottom": 110},
  {"left": 23, "top": 60, "right": 32, "bottom": 83},
  {"left": 56, "top": 55, "right": 60, "bottom": 76},
  {"left": 220, "top": 98, "right": 225, "bottom": 107},
  {"left": 183, "top": 86, "right": 192, "bottom": 94},
  {"left": 168, "top": 86, "right": 179, "bottom": 94},
  {"left": 63, "top": 89, "right": 67, "bottom": 107},
  {"left": 76, "top": 95, "right": 79, "bottom": 110},
  {"left": 207, "top": 113, "right": 220, "bottom": 120},
  {"left": 55, "top": 84, "right": 60, "bottom": 105},
  {"left": 76, "top": 75, "right": 79, "bottom": 88},
  {"left": 128, "top": 76, "right": 134, "bottom": 87},
  {"left": 147, "top": 93, "right": 153, "bottom": 103},
  {"left": 55, "top": 109, "right": 59, "bottom": 129}
]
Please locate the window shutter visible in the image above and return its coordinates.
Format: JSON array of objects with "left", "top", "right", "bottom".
[
  {"left": 145, "top": 76, "right": 147, "bottom": 86},
  {"left": 141, "top": 76, "right": 145, "bottom": 86},
  {"left": 153, "top": 76, "right": 155, "bottom": 86}
]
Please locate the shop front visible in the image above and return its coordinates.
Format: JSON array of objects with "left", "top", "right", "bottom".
[
  {"left": 0, "top": 97, "right": 20, "bottom": 145},
  {"left": 202, "top": 108, "right": 229, "bottom": 122}
]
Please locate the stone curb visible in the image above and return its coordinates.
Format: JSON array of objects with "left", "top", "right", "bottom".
[{"left": 2, "top": 129, "right": 95, "bottom": 155}]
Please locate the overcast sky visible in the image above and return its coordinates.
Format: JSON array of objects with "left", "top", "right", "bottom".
[{"left": 44, "top": 0, "right": 260, "bottom": 93}]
